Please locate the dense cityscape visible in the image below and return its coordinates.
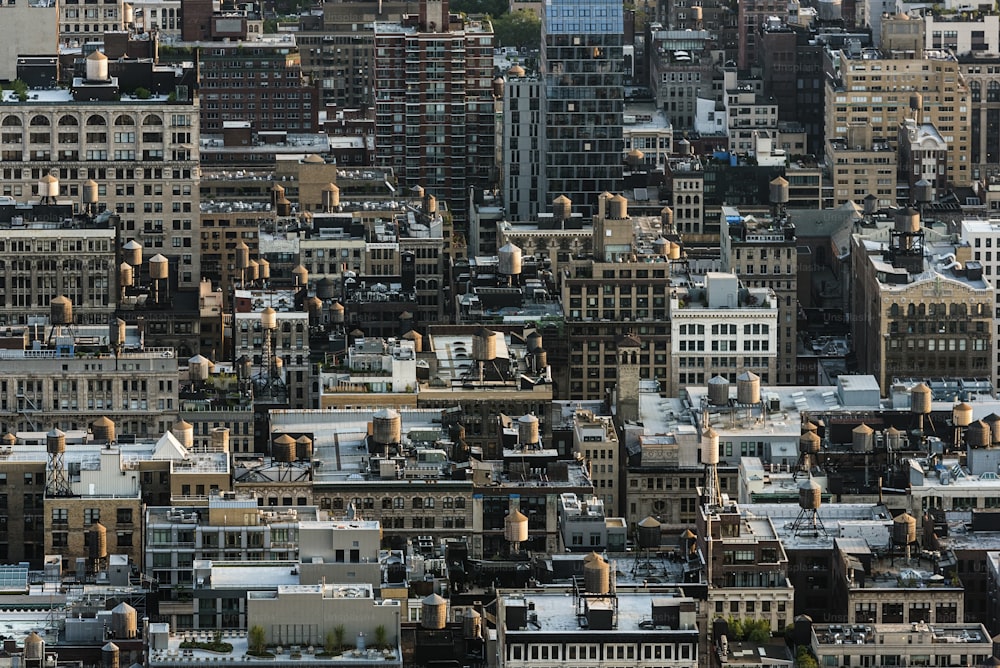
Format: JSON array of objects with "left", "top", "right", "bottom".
[{"left": 3, "top": 0, "right": 1000, "bottom": 666}]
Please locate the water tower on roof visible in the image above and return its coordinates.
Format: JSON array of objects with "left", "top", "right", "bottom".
[
  {"left": 790, "top": 478, "right": 827, "bottom": 537},
  {"left": 45, "top": 428, "right": 72, "bottom": 497}
]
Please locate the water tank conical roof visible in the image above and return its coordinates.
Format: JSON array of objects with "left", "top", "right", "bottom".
[
  {"left": 1, "top": 433, "right": 15, "bottom": 446},
  {"left": 910, "top": 383, "right": 932, "bottom": 414},
  {"left": 149, "top": 254, "right": 169, "bottom": 280},
  {"left": 292, "top": 264, "right": 309, "bottom": 287},
  {"left": 421, "top": 593, "right": 447, "bottom": 630},
  {"left": 86, "top": 50, "right": 109, "bottom": 81},
  {"left": 985, "top": 413, "right": 1000, "bottom": 444},
  {"left": 303, "top": 154, "right": 325, "bottom": 164},
  {"left": 50, "top": 295, "right": 73, "bottom": 325},
  {"left": 122, "top": 239, "right": 142, "bottom": 266},
  {"left": 507, "top": 64, "right": 525, "bottom": 77},
  {"left": 518, "top": 413, "right": 539, "bottom": 446},
  {"left": 799, "top": 479, "right": 822, "bottom": 510},
  {"left": 583, "top": 552, "right": 610, "bottom": 594},
  {"left": 892, "top": 512, "right": 917, "bottom": 546},
  {"left": 769, "top": 176, "right": 790, "bottom": 204},
  {"left": 92, "top": 416, "right": 116, "bottom": 443},
  {"left": 637, "top": 516, "right": 661, "bottom": 548},
  {"left": 171, "top": 420, "right": 194, "bottom": 449},
  {"left": 260, "top": 307, "right": 277, "bottom": 331},
  {"left": 111, "top": 602, "right": 138, "bottom": 639},
  {"left": 852, "top": 423, "right": 874, "bottom": 452},
  {"left": 463, "top": 607, "right": 482, "bottom": 639},
  {"left": 799, "top": 431, "right": 821, "bottom": 455},
  {"left": 702, "top": 427, "right": 720, "bottom": 464},
  {"left": 552, "top": 194, "right": 572, "bottom": 220},
  {"left": 736, "top": 371, "right": 761, "bottom": 404},
  {"left": 504, "top": 509, "right": 528, "bottom": 544},
  {"left": 24, "top": 632, "right": 44, "bottom": 660},
  {"left": 90, "top": 521, "right": 108, "bottom": 559},
  {"left": 708, "top": 375, "right": 730, "bottom": 405},
  {"left": 373, "top": 408, "right": 402, "bottom": 446},
  {"left": 607, "top": 193, "right": 628, "bottom": 219},
  {"left": 47, "top": 428, "right": 66, "bottom": 454},
  {"left": 954, "top": 402, "right": 974, "bottom": 427},
  {"left": 967, "top": 420, "right": 990, "bottom": 448}
]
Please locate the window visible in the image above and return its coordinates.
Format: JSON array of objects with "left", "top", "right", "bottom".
[
  {"left": 84, "top": 508, "right": 100, "bottom": 525},
  {"left": 51, "top": 508, "right": 68, "bottom": 524},
  {"left": 117, "top": 508, "right": 133, "bottom": 524}
]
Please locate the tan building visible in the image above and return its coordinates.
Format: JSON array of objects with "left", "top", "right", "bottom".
[
  {"left": 0, "top": 327, "right": 180, "bottom": 436},
  {"left": 0, "top": 426, "right": 229, "bottom": 568},
  {"left": 59, "top": 0, "right": 127, "bottom": 46},
  {"left": 0, "top": 1, "right": 58, "bottom": 82},
  {"left": 825, "top": 45, "right": 971, "bottom": 188},
  {"left": 826, "top": 122, "right": 897, "bottom": 208},
  {"left": 851, "top": 208, "right": 993, "bottom": 392},
  {"left": 811, "top": 622, "right": 991, "bottom": 667},
  {"left": 0, "top": 87, "right": 202, "bottom": 287},
  {"left": 572, "top": 408, "right": 621, "bottom": 517}
]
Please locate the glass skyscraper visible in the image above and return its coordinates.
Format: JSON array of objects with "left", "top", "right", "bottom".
[{"left": 541, "top": 0, "right": 624, "bottom": 217}]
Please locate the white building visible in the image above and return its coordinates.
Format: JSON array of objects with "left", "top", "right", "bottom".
[
  {"left": 959, "top": 218, "right": 1000, "bottom": 390},
  {"left": 669, "top": 272, "right": 778, "bottom": 391},
  {"left": 497, "top": 586, "right": 699, "bottom": 668},
  {"left": 557, "top": 493, "right": 627, "bottom": 552}
]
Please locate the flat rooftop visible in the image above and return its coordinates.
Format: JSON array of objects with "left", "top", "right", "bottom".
[{"left": 501, "top": 588, "right": 698, "bottom": 634}]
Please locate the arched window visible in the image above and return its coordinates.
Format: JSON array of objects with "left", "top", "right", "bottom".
[
  {"left": 29, "top": 115, "right": 50, "bottom": 126},
  {"left": 143, "top": 114, "right": 163, "bottom": 126},
  {"left": 58, "top": 115, "right": 78, "bottom": 126},
  {"left": 114, "top": 114, "right": 136, "bottom": 126},
  {"left": 86, "top": 114, "right": 107, "bottom": 126},
  {"left": 1, "top": 117, "right": 22, "bottom": 127}
]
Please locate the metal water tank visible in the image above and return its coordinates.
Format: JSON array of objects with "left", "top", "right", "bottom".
[
  {"left": 171, "top": 420, "right": 194, "bottom": 449},
  {"left": 702, "top": 427, "right": 719, "bottom": 465},
  {"left": 258, "top": 258, "right": 271, "bottom": 279},
  {"left": 122, "top": 240, "right": 142, "bottom": 266},
  {"left": 892, "top": 513, "right": 917, "bottom": 546},
  {"left": 953, "top": 402, "right": 974, "bottom": 427},
  {"left": 421, "top": 593, "right": 447, "bottom": 630},
  {"left": 92, "top": 416, "right": 116, "bottom": 443},
  {"left": 149, "top": 254, "right": 169, "bottom": 280},
  {"left": 653, "top": 237, "right": 669, "bottom": 258},
  {"left": 272, "top": 434, "right": 296, "bottom": 463},
  {"left": 637, "top": 516, "right": 661, "bottom": 549},
  {"left": 583, "top": 552, "right": 611, "bottom": 594},
  {"left": 798, "top": 480, "right": 822, "bottom": 510},
  {"left": 736, "top": 371, "right": 761, "bottom": 405},
  {"left": 910, "top": 383, "right": 932, "bottom": 414},
  {"left": 47, "top": 428, "right": 66, "bottom": 454},
  {"left": 472, "top": 327, "right": 497, "bottom": 361},
  {"left": 884, "top": 426, "right": 903, "bottom": 450},
  {"left": 504, "top": 509, "right": 528, "bottom": 544},
  {"left": 518, "top": 414, "right": 539, "bottom": 446},
  {"left": 852, "top": 424, "right": 874, "bottom": 453},
  {"left": 260, "top": 307, "right": 277, "bottom": 331},
  {"left": 373, "top": 408, "right": 402, "bottom": 446},
  {"left": 50, "top": 295, "right": 73, "bottom": 325},
  {"left": 708, "top": 375, "right": 730, "bottom": 405}
]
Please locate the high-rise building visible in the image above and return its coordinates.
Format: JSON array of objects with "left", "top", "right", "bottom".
[
  {"left": 373, "top": 0, "right": 495, "bottom": 226},
  {"left": 540, "top": 0, "right": 624, "bottom": 217}
]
